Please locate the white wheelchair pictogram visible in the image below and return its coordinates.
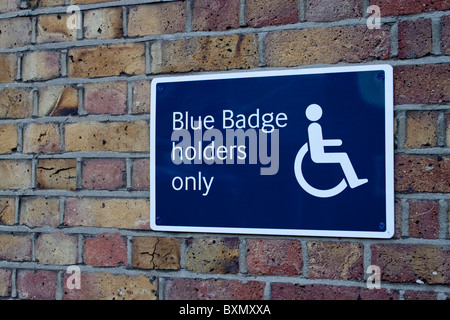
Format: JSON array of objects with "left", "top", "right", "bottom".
[{"left": 294, "top": 104, "right": 368, "bottom": 198}]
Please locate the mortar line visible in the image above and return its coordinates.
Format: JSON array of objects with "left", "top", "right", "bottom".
[
  {"left": 32, "top": 89, "right": 39, "bottom": 117},
  {"left": 76, "top": 158, "right": 83, "bottom": 190},
  {"left": 16, "top": 122, "right": 23, "bottom": 153},
  {"left": 59, "top": 197, "right": 66, "bottom": 226},
  {"left": 185, "top": 0, "right": 193, "bottom": 33},
  {"left": 126, "top": 158, "right": 133, "bottom": 190},
  {"left": 437, "top": 111, "right": 446, "bottom": 147},
  {"left": 432, "top": 17, "right": 442, "bottom": 56},
  {"left": 257, "top": 32, "right": 267, "bottom": 67},
  {"left": 16, "top": 53, "right": 23, "bottom": 81},
  {"left": 126, "top": 235, "right": 133, "bottom": 268},
  {"left": 396, "top": 111, "right": 406, "bottom": 149},
  {"left": 60, "top": 50, "right": 68, "bottom": 78},
  {"left": 438, "top": 200, "right": 448, "bottom": 239},
  {"left": 238, "top": 237, "right": 248, "bottom": 274},
  {"left": 298, "top": 0, "right": 305, "bottom": 22},
  {"left": 11, "top": 269, "right": 17, "bottom": 298},
  {"left": 390, "top": 21, "right": 398, "bottom": 59},
  {"left": 14, "top": 197, "right": 20, "bottom": 225},
  {"left": 239, "top": 0, "right": 247, "bottom": 27},
  {"left": 301, "top": 239, "right": 308, "bottom": 278},
  {"left": 122, "top": 6, "right": 129, "bottom": 38},
  {"left": 56, "top": 270, "right": 64, "bottom": 300},
  {"left": 401, "top": 199, "right": 410, "bottom": 238},
  {"left": 77, "top": 84, "right": 86, "bottom": 116},
  {"left": 145, "top": 41, "right": 152, "bottom": 75}
]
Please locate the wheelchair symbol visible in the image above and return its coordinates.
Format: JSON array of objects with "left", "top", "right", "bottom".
[{"left": 294, "top": 104, "right": 368, "bottom": 198}]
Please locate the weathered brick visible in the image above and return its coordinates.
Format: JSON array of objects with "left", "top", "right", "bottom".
[
  {"left": 442, "top": 16, "right": 450, "bottom": 55},
  {"left": 403, "top": 290, "right": 438, "bottom": 300},
  {"left": 128, "top": 2, "right": 185, "bottom": 37},
  {"left": 305, "top": 0, "right": 362, "bottom": 22},
  {"left": 81, "top": 159, "right": 126, "bottom": 190},
  {"left": 404, "top": 111, "right": 438, "bottom": 148},
  {"left": 22, "top": 51, "right": 61, "bottom": 82},
  {"left": 17, "top": 270, "right": 57, "bottom": 300},
  {"left": 0, "top": 160, "right": 32, "bottom": 190},
  {"left": 0, "top": 54, "right": 17, "bottom": 83},
  {"left": 38, "top": 85, "right": 78, "bottom": 117},
  {"left": 131, "top": 81, "right": 151, "bottom": 114},
  {"left": 398, "top": 19, "right": 432, "bottom": 59},
  {"left": 151, "top": 34, "right": 259, "bottom": 74},
  {"left": 192, "top": 0, "right": 240, "bottom": 32},
  {"left": 0, "top": 234, "right": 32, "bottom": 261},
  {"left": 84, "top": 233, "right": 127, "bottom": 267},
  {"left": 37, "top": 14, "right": 77, "bottom": 43},
  {"left": 165, "top": 278, "right": 265, "bottom": 300},
  {"left": 132, "top": 159, "right": 149, "bottom": 190},
  {"left": 370, "top": 0, "right": 450, "bottom": 16},
  {"left": 35, "top": 232, "right": 78, "bottom": 265},
  {"left": 70, "top": 0, "right": 119, "bottom": 4},
  {"left": 36, "top": 159, "right": 77, "bottom": 190},
  {"left": 0, "top": 0, "right": 19, "bottom": 13},
  {"left": 447, "top": 113, "right": 450, "bottom": 147},
  {"left": 0, "top": 88, "right": 33, "bottom": 119},
  {"left": 83, "top": 8, "right": 123, "bottom": 39},
  {"left": 271, "top": 283, "right": 399, "bottom": 300},
  {"left": 408, "top": 200, "right": 440, "bottom": 239},
  {"left": 307, "top": 241, "right": 364, "bottom": 280},
  {"left": 26, "top": 0, "right": 65, "bottom": 8},
  {"left": 63, "top": 272, "right": 157, "bottom": 300},
  {"left": 0, "top": 269, "right": 11, "bottom": 297},
  {"left": 246, "top": 239, "right": 302, "bottom": 276},
  {"left": 246, "top": 0, "right": 298, "bottom": 27},
  {"left": 19, "top": 197, "right": 60, "bottom": 228},
  {"left": 0, "top": 198, "right": 15, "bottom": 225},
  {"left": 68, "top": 43, "right": 145, "bottom": 78},
  {"left": 0, "top": 17, "right": 32, "bottom": 48},
  {"left": 84, "top": 82, "right": 127, "bottom": 115},
  {"left": 0, "top": 124, "right": 18, "bottom": 154},
  {"left": 64, "top": 198, "right": 149, "bottom": 230},
  {"left": 65, "top": 121, "right": 149, "bottom": 152},
  {"left": 394, "top": 64, "right": 449, "bottom": 105},
  {"left": 395, "top": 155, "right": 450, "bottom": 193},
  {"left": 265, "top": 26, "right": 390, "bottom": 67},
  {"left": 23, "top": 123, "right": 61, "bottom": 154},
  {"left": 186, "top": 237, "right": 239, "bottom": 274},
  {"left": 132, "top": 237, "right": 180, "bottom": 270},
  {"left": 371, "top": 244, "right": 449, "bottom": 284}
]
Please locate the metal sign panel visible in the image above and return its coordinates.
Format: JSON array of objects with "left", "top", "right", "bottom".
[{"left": 150, "top": 65, "right": 394, "bottom": 238}]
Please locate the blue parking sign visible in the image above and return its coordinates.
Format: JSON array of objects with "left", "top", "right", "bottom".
[{"left": 150, "top": 65, "right": 394, "bottom": 238}]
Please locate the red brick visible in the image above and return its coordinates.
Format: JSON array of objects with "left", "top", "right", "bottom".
[
  {"left": 371, "top": 244, "right": 449, "bottom": 284},
  {"left": 246, "top": 0, "right": 298, "bottom": 27},
  {"left": 82, "top": 159, "right": 126, "bottom": 190},
  {"left": 307, "top": 241, "right": 364, "bottom": 280},
  {"left": 84, "top": 233, "right": 127, "bottom": 267},
  {"left": 0, "top": 269, "right": 12, "bottom": 297},
  {"left": 165, "top": 278, "right": 265, "bottom": 300},
  {"left": 192, "top": 0, "right": 240, "bottom": 31},
  {"left": 246, "top": 239, "right": 302, "bottom": 276},
  {"left": 370, "top": 0, "right": 450, "bottom": 16},
  {"left": 35, "top": 232, "right": 78, "bottom": 265},
  {"left": 17, "top": 270, "right": 57, "bottom": 300},
  {"left": 84, "top": 82, "right": 127, "bottom": 115},
  {"left": 132, "top": 159, "right": 149, "bottom": 190},
  {"left": 408, "top": 200, "right": 440, "bottom": 239},
  {"left": 305, "top": 0, "right": 362, "bottom": 22},
  {"left": 394, "top": 64, "right": 449, "bottom": 105},
  {"left": 403, "top": 290, "right": 438, "bottom": 300},
  {"left": 442, "top": 16, "right": 450, "bottom": 55},
  {"left": 394, "top": 155, "right": 450, "bottom": 193},
  {"left": 398, "top": 19, "right": 432, "bottom": 59},
  {"left": 131, "top": 81, "right": 151, "bottom": 114},
  {"left": 0, "top": 234, "right": 32, "bottom": 261},
  {"left": 271, "top": 283, "right": 399, "bottom": 300}
]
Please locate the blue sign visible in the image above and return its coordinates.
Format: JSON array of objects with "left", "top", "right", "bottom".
[{"left": 150, "top": 65, "right": 394, "bottom": 238}]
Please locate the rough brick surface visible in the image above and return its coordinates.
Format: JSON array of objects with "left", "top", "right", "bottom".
[
  {"left": 0, "top": 54, "right": 17, "bottom": 83},
  {"left": 0, "top": 18, "right": 32, "bottom": 48},
  {"left": 131, "top": 159, "right": 150, "bottom": 190},
  {"left": 398, "top": 19, "right": 432, "bottom": 59},
  {"left": 20, "top": 197, "right": 60, "bottom": 228},
  {"left": 395, "top": 155, "right": 450, "bottom": 193},
  {"left": 165, "top": 278, "right": 265, "bottom": 300},
  {"left": 68, "top": 43, "right": 145, "bottom": 78},
  {"left": 442, "top": 16, "right": 450, "bottom": 55},
  {"left": 371, "top": 244, "right": 449, "bottom": 284},
  {"left": 0, "top": 234, "right": 32, "bottom": 261},
  {"left": 192, "top": 0, "right": 240, "bottom": 31},
  {"left": 246, "top": 0, "right": 298, "bottom": 27},
  {"left": 83, "top": 8, "right": 123, "bottom": 39},
  {"left": 65, "top": 121, "right": 149, "bottom": 152},
  {"left": 0, "top": 198, "right": 15, "bottom": 225},
  {"left": 63, "top": 272, "right": 157, "bottom": 300},
  {"left": 0, "top": 88, "right": 33, "bottom": 119},
  {"left": 17, "top": 270, "right": 57, "bottom": 300},
  {"left": 84, "top": 82, "right": 127, "bottom": 115},
  {"left": 132, "top": 237, "right": 181, "bottom": 270},
  {"left": 0, "top": 160, "right": 31, "bottom": 190},
  {"left": 35, "top": 232, "right": 78, "bottom": 265},
  {"left": 370, "top": 0, "right": 450, "bottom": 16},
  {"left": 37, "top": 14, "right": 76, "bottom": 43},
  {"left": 186, "top": 237, "right": 239, "bottom": 274},
  {"left": 22, "top": 51, "right": 61, "bottom": 82},
  {"left": 394, "top": 64, "right": 449, "bottom": 105},
  {"left": 84, "top": 233, "right": 127, "bottom": 267},
  {"left": 305, "top": 0, "right": 362, "bottom": 22},
  {"left": 246, "top": 239, "right": 302, "bottom": 276},
  {"left": 23, "top": 123, "right": 61, "bottom": 154},
  {"left": 408, "top": 200, "right": 440, "bottom": 239},
  {"left": 82, "top": 159, "right": 126, "bottom": 190},
  {"left": 307, "top": 241, "right": 364, "bottom": 280},
  {"left": 0, "top": 269, "right": 11, "bottom": 297},
  {"left": 131, "top": 81, "right": 151, "bottom": 114},
  {"left": 151, "top": 34, "right": 259, "bottom": 74},
  {"left": 0, "top": 124, "right": 18, "bottom": 154},
  {"left": 404, "top": 111, "right": 438, "bottom": 148},
  {"left": 36, "top": 159, "right": 77, "bottom": 190},
  {"left": 128, "top": 2, "right": 185, "bottom": 37},
  {"left": 38, "top": 85, "right": 78, "bottom": 117},
  {"left": 64, "top": 198, "right": 149, "bottom": 229},
  {"left": 266, "top": 26, "right": 390, "bottom": 67}
]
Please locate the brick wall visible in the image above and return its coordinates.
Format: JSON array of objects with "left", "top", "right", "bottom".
[{"left": 0, "top": 0, "right": 449, "bottom": 300}]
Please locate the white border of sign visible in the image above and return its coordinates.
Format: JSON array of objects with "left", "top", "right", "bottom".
[{"left": 150, "top": 65, "right": 394, "bottom": 239}]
